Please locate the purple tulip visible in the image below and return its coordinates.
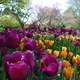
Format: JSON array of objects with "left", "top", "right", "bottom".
[
  {"left": 48, "top": 28, "right": 61, "bottom": 37},
  {"left": 58, "top": 61, "right": 62, "bottom": 71},
  {"left": 8, "top": 61, "right": 29, "bottom": 80},
  {"left": 64, "top": 28, "right": 76, "bottom": 34},
  {"left": 0, "top": 47, "right": 9, "bottom": 57},
  {"left": 5, "top": 28, "right": 19, "bottom": 48},
  {"left": 24, "top": 38, "right": 36, "bottom": 51},
  {"left": 3, "top": 50, "right": 35, "bottom": 80},
  {"left": 25, "top": 31, "right": 33, "bottom": 38},
  {"left": 17, "top": 29, "right": 24, "bottom": 40},
  {"left": 23, "top": 50, "right": 35, "bottom": 71},
  {"left": 73, "top": 39, "right": 80, "bottom": 46},
  {"left": 40, "top": 54, "right": 59, "bottom": 76},
  {"left": 0, "top": 32, "right": 6, "bottom": 47},
  {"left": 34, "top": 47, "right": 46, "bottom": 58}
]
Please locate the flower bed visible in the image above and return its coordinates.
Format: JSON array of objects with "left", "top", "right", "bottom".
[{"left": 0, "top": 27, "right": 80, "bottom": 80}]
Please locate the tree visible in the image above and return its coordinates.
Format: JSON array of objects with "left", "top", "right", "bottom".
[
  {"left": 0, "top": 0, "right": 30, "bottom": 28},
  {"left": 68, "top": 0, "right": 80, "bottom": 28},
  {"left": 63, "top": 8, "right": 77, "bottom": 28},
  {"left": 36, "top": 6, "right": 64, "bottom": 27}
]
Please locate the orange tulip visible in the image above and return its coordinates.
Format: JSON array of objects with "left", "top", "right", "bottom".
[
  {"left": 63, "top": 67, "right": 74, "bottom": 79},
  {"left": 38, "top": 40, "right": 43, "bottom": 45},
  {"left": 53, "top": 50, "right": 59, "bottom": 58},
  {"left": 61, "top": 47, "right": 67, "bottom": 58},
  {"left": 35, "top": 40, "right": 38, "bottom": 44},
  {"left": 63, "top": 60, "right": 71, "bottom": 68},
  {"left": 44, "top": 40, "right": 49, "bottom": 44},
  {"left": 61, "top": 51, "right": 67, "bottom": 58},
  {"left": 77, "top": 56, "right": 80, "bottom": 65},
  {"left": 72, "top": 56, "right": 77, "bottom": 64},
  {"left": 40, "top": 44, "right": 46, "bottom": 49}
]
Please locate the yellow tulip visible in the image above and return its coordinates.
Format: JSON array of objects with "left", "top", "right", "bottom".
[
  {"left": 19, "top": 42, "right": 24, "bottom": 50},
  {"left": 53, "top": 50, "right": 59, "bottom": 58},
  {"left": 62, "top": 47, "right": 67, "bottom": 52},
  {"left": 20, "top": 36, "right": 27, "bottom": 42},
  {"left": 48, "top": 40, "right": 54, "bottom": 46},
  {"left": 46, "top": 49, "right": 52, "bottom": 54},
  {"left": 68, "top": 52, "right": 73, "bottom": 57}
]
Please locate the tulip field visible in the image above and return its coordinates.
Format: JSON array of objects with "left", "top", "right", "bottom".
[{"left": 0, "top": 27, "right": 80, "bottom": 80}]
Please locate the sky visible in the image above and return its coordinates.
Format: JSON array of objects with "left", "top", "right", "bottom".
[
  {"left": 31, "top": 0, "right": 69, "bottom": 11},
  {"left": 27, "top": 0, "right": 69, "bottom": 23}
]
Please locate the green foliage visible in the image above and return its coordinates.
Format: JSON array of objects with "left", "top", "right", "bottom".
[
  {"left": 0, "top": 0, "right": 9, "bottom": 4},
  {"left": 0, "top": 0, "right": 29, "bottom": 8},
  {"left": 0, "top": 0, "right": 30, "bottom": 27},
  {"left": 0, "top": 25, "right": 4, "bottom": 32},
  {"left": 0, "top": 15, "right": 20, "bottom": 28}
]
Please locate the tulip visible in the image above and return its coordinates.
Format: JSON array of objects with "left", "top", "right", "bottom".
[
  {"left": 46, "top": 49, "right": 52, "bottom": 54},
  {"left": 8, "top": 61, "right": 30, "bottom": 80},
  {"left": 3, "top": 50, "right": 35, "bottom": 80},
  {"left": 24, "top": 38, "right": 36, "bottom": 51},
  {"left": 44, "top": 40, "right": 49, "bottom": 44},
  {"left": 23, "top": 50, "right": 35, "bottom": 70},
  {"left": 58, "top": 61, "right": 62, "bottom": 71},
  {"left": 61, "top": 51, "right": 67, "bottom": 58},
  {"left": 0, "top": 32, "right": 6, "bottom": 47},
  {"left": 68, "top": 52, "right": 73, "bottom": 57},
  {"left": 0, "top": 47, "right": 9, "bottom": 57},
  {"left": 38, "top": 40, "right": 45, "bottom": 49},
  {"left": 77, "top": 56, "right": 80, "bottom": 66},
  {"left": 35, "top": 40, "right": 38, "bottom": 45},
  {"left": 62, "top": 60, "right": 71, "bottom": 68},
  {"left": 25, "top": 31, "right": 33, "bottom": 38},
  {"left": 48, "top": 40, "right": 54, "bottom": 47},
  {"left": 62, "top": 47, "right": 67, "bottom": 52},
  {"left": 73, "top": 39, "right": 80, "bottom": 46},
  {"left": 53, "top": 50, "right": 59, "bottom": 58},
  {"left": 72, "top": 56, "right": 77, "bottom": 65},
  {"left": 19, "top": 36, "right": 27, "bottom": 50},
  {"left": 40, "top": 54, "right": 59, "bottom": 76},
  {"left": 41, "top": 44, "right": 46, "bottom": 49},
  {"left": 63, "top": 67, "right": 74, "bottom": 79},
  {"left": 53, "top": 28, "right": 61, "bottom": 37},
  {"left": 5, "top": 29, "right": 19, "bottom": 48},
  {"left": 61, "top": 47, "right": 67, "bottom": 58},
  {"left": 34, "top": 47, "right": 46, "bottom": 58},
  {"left": 17, "top": 29, "right": 24, "bottom": 40},
  {"left": 38, "top": 40, "right": 43, "bottom": 45}
]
